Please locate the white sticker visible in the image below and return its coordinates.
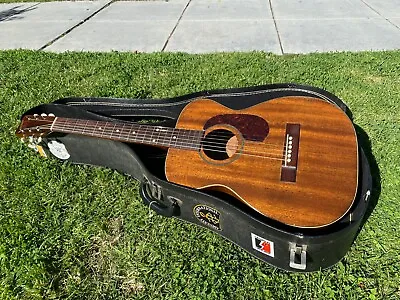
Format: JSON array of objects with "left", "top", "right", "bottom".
[
  {"left": 251, "top": 233, "right": 275, "bottom": 257},
  {"left": 48, "top": 140, "right": 70, "bottom": 160}
]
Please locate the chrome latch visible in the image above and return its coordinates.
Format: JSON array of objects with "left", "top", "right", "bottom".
[
  {"left": 143, "top": 178, "right": 163, "bottom": 202},
  {"left": 289, "top": 242, "right": 307, "bottom": 270}
]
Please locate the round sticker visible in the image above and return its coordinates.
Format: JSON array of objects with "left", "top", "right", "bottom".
[
  {"left": 193, "top": 204, "right": 222, "bottom": 231},
  {"left": 47, "top": 140, "right": 70, "bottom": 160}
]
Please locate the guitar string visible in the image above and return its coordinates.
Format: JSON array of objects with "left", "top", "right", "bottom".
[
  {"left": 27, "top": 117, "right": 291, "bottom": 159},
  {"left": 25, "top": 117, "right": 289, "bottom": 153},
  {"left": 52, "top": 125, "right": 286, "bottom": 161},
  {"left": 52, "top": 121, "right": 288, "bottom": 158},
  {"left": 33, "top": 122, "right": 289, "bottom": 160},
  {"left": 35, "top": 123, "right": 288, "bottom": 161},
  {"left": 53, "top": 118, "right": 289, "bottom": 151}
]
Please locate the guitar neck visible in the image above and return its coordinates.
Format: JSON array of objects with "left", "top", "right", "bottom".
[{"left": 52, "top": 117, "right": 204, "bottom": 151}]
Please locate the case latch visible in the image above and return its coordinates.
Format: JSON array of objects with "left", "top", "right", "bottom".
[
  {"left": 146, "top": 180, "right": 163, "bottom": 201},
  {"left": 289, "top": 242, "right": 307, "bottom": 270},
  {"left": 140, "top": 178, "right": 179, "bottom": 217}
]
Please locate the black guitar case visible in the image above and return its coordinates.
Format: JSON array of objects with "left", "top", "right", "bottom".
[{"left": 21, "top": 83, "right": 372, "bottom": 272}]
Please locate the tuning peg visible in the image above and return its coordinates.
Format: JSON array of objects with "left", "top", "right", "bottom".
[
  {"left": 41, "top": 113, "right": 47, "bottom": 117},
  {"left": 33, "top": 114, "right": 39, "bottom": 118},
  {"left": 48, "top": 113, "right": 55, "bottom": 117}
]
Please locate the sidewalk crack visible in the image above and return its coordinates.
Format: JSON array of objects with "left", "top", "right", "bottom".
[
  {"left": 161, "top": 0, "right": 192, "bottom": 52},
  {"left": 39, "top": 0, "right": 115, "bottom": 50},
  {"left": 268, "top": 0, "right": 284, "bottom": 55},
  {"left": 360, "top": 0, "right": 400, "bottom": 30}
]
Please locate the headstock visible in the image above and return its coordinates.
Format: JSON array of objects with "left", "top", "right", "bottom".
[{"left": 16, "top": 113, "right": 56, "bottom": 139}]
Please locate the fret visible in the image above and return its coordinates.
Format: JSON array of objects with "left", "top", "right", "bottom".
[
  {"left": 141, "top": 125, "right": 147, "bottom": 144},
  {"left": 169, "top": 128, "right": 176, "bottom": 148},
  {"left": 159, "top": 127, "right": 170, "bottom": 147},
  {"left": 175, "top": 129, "right": 183, "bottom": 149},
  {"left": 118, "top": 123, "right": 125, "bottom": 140},
  {"left": 189, "top": 129, "right": 197, "bottom": 150},
  {"left": 91, "top": 121, "right": 98, "bottom": 136},
  {"left": 149, "top": 126, "right": 156, "bottom": 144},
  {"left": 81, "top": 120, "right": 88, "bottom": 134},
  {"left": 54, "top": 118, "right": 62, "bottom": 131},
  {"left": 127, "top": 124, "right": 134, "bottom": 142},
  {"left": 155, "top": 127, "right": 163, "bottom": 146},
  {"left": 133, "top": 124, "right": 141, "bottom": 143},
  {"left": 154, "top": 127, "right": 162, "bottom": 145},
  {"left": 52, "top": 117, "right": 203, "bottom": 151},
  {"left": 183, "top": 129, "right": 190, "bottom": 149},
  {"left": 173, "top": 128, "right": 179, "bottom": 148},
  {"left": 109, "top": 123, "right": 116, "bottom": 138},
  {"left": 178, "top": 129, "right": 189, "bottom": 149},
  {"left": 72, "top": 119, "right": 78, "bottom": 133},
  {"left": 99, "top": 121, "right": 107, "bottom": 138}
]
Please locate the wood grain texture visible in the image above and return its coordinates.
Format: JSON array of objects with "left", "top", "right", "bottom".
[{"left": 165, "top": 97, "right": 358, "bottom": 228}]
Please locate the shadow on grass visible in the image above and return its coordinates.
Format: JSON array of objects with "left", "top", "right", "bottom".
[
  {"left": 355, "top": 124, "right": 380, "bottom": 229},
  {"left": 0, "top": 3, "right": 38, "bottom": 22}
]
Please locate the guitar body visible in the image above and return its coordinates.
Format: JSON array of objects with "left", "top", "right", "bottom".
[
  {"left": 166, "top": 97, "right": 358, "bottom": 228},
  {"left": 17, "top": 84, "right": 372, "bottom": 271}
]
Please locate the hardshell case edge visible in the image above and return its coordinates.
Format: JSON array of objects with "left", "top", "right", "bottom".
[{"left": 22, "top": 83, "right": 373, "bottom": 272}]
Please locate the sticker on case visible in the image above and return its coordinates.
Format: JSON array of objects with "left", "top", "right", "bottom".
[
  {"left": 251, "top": 233, "right": 275, "bottom": 257},
  {"left": 193, "top": 204, "right": 221, "bottom": 231},
  {"left": 48, "top": 140, "right": 70, "bottom": 160}
]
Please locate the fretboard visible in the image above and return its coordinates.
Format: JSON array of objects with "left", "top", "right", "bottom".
[{"left": 52, "top": 117, "right": 204, "bottom": 151}]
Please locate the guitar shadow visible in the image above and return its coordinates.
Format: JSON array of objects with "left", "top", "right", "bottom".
[{"left": 354, "top": 124, "right": 380, "bottom": 230}]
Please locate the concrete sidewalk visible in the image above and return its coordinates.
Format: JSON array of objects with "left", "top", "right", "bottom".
[{"left": 1, "top": 0, "right": 400, "bottom": 54}]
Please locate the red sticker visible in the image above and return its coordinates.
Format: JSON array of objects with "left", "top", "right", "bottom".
[{"left": 251, "top": 233, "right": 275, "bottom": 257}]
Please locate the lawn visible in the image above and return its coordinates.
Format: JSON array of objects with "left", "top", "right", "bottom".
[{"left": 0, "top": 50, "right": 399, "bottom": 299}]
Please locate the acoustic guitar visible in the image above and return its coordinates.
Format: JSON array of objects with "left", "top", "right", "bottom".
[{"left": 16, "top": 96, "right": 358, "bottom": 228}]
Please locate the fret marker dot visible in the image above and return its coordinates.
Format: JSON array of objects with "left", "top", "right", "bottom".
[
  {"left": 152, "top": 139, "right": 156, "bottom": 142},
  {"left": 173, "top": 136, "right": 176, "bottom": 139},
  {"left": 133, "top": 131, "right": 136, "bottom": 134},
  {"left": 116, "top": 129, "right": 119, "bottom": 133},
  {"left": 99, "top": 127, "right": 102, "bottom": 130}
]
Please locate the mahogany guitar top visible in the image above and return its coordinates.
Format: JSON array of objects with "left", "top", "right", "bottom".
[{"left": 165, "top": 97, "right": 358, "bottom": 228}]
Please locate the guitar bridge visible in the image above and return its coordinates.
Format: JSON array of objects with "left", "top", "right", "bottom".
[{"left": 281, "top": 123, "right": 300, "bottom": 182}]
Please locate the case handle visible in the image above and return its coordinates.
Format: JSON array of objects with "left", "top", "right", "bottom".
[{"left": 140, "top": 180, "right": 178, "bottom": 217}]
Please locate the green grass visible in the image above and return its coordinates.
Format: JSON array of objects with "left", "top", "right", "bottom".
[{"left": 0, "top": 50, "right": 399, "bottom": 299}]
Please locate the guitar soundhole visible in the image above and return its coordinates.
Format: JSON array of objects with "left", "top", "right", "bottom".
[{"left": 201, "top": 129, "right": 237, "bottom": 161}]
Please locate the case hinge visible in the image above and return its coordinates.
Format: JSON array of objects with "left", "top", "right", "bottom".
[{"left": 289, "top": 242, "right": 307, "bottom": 270}]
